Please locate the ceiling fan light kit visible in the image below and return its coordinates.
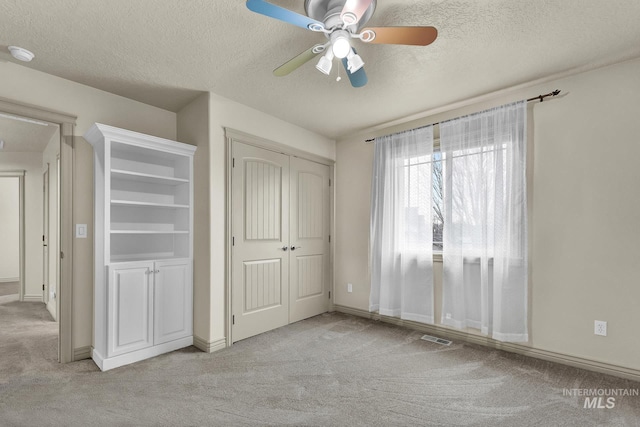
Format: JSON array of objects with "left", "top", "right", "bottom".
[
  {"left": 246, "top": 0, "right": 437, "bottom": 88},
  {"left": 316, "top": 50, "right": 334, "bottom": 75}
]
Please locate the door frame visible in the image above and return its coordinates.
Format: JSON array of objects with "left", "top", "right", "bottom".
[
  {"left": 43, "top": 165, "right": 50, "bottom": 303},
  {"left": 224, "top": 128, "right": 335, "bottom": 346},
  {"left": 0, "top": 97, "right": 76, "bottom": 363},
  {"left": 0, "top": 171, "right": 25, "bottom": 301}
]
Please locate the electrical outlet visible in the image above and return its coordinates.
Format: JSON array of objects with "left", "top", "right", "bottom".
[
  {"left": 594, "top": 320, "right": 607, "bottom": 336},
  {"left": 445, "top": 313, "right": 452, "bottom": 320},
  {"left": 347, "top": 283, "right": 353, "bottom": 293}
]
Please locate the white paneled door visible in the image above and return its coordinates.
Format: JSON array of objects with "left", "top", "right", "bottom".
[
  {"left": 232, "top": 142, "right": 290, "bottom": 342},
  {"left": 289, "top": 157, "right": 330, "bottom": 323},
  {"left": 232, "top": 142, "right": 330, "bottom": 342}
]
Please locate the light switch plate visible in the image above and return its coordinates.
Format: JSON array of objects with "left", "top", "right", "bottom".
[{"left": 76, "top": 224, "right": 87, "bottom": 238}]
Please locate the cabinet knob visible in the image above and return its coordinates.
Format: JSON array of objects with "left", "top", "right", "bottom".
[
  {"left": 290, "top": 246, "right": 302, "bottom": 251},
  {"left": 280, "top": 246, "right": 289, "bottom": 251}
]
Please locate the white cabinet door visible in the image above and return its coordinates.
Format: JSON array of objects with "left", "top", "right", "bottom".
[
  {"left": 108, "top": 262, "right": 154, "bottom": 357},
  {"left": 154, "top": 259, "right": 192, "bottom": 345}
]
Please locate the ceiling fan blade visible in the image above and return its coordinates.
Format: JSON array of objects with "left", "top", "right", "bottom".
[
  {"left": 274, "top": 45, "right": 325, "bottom": 77},
  {"left": 340, "top": 0, "right": 373, "bottom": 25},
  {"left": 342, "top": 55, "right": 367, "bottom": 88},
  {"left": 246, "top": 0, "right": 325, "bottom": 31},
  {"left": 361, "top": 26, "right": 438, "bottom": 46}
]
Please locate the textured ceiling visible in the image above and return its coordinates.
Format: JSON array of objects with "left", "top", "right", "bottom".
[
  {"left": 0, "top": 116, "right": 58, "bottom": 152},
  {"left": 1, "top": 1, "right": 640, "bottom": 138}
]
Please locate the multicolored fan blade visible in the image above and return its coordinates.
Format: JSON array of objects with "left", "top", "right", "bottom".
[
  {"left": 361, "top": 26, "right": 438, "bottom": 46},
  {"left": 340, "top": 0, "right": 373, "bottom": 25},
  {"left": 342, "top": 52, "right": 367, "bottom": 88},
  {"left": 246, "top": 0, "right": 325, "bottom": 31},
  {"left": 274, "top": 45, "right": 325, "bottom": 77}
]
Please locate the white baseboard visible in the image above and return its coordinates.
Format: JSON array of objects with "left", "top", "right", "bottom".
[
  {"left": 193, "top": 335, "right": 227, "bottom": 353},
  {"left": 0, "top": 277, "right": 19, "bottom": 283},
  {"left": 73, "top": 346, "right": 92, "bottom": 361},
  {"left": 22, "top": 294, "right": 43, "bottom": 302},
  {"left": 333, "top": 304, "right": 640, "bottom": 382}
]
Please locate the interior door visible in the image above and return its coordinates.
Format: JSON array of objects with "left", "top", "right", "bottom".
[
  {"left": 42, "top": 166, "right": 49, "bottom": 303},
  {"left": 289, "top": 157, "right": 331, "bottom": 323},
  {"left": 232, "top": 142, "right": 290, "bottom": 342}
]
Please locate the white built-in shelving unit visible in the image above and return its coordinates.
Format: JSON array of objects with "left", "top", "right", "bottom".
[{"left": 85, "top": 123, "right": 196, "bottom": 371}]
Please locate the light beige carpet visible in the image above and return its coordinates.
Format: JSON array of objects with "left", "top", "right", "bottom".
[
  {"left": 1, "top": 301, "right": 638, "bottom": 426},
  {"left": 0, "top": 281, "right": 19, "bottom": 296}
]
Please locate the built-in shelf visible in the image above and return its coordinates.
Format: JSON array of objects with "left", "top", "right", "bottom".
[
  {"left": 86, "top": 122, "right": 196, "bottom": 371},
  {"left": 111, "top": 200, "right": 190, "bottom": 209},
  {"left": 110, "top": 230, "right": 189, "bottom": 235},
  {"left": 110, "top": 254, "right": 187, "bottom": 263},
  {"left": 111, "top": 169, "right": 189, "bottom": 186}
]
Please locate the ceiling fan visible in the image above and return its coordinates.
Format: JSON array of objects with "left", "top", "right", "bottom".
[{"left": 246, "top": 0, "right": 438, "bottom": 87}]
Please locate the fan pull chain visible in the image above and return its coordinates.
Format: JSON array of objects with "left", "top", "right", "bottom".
[{"left": 336, "top": 59, "right": 342, "bottom": 82}]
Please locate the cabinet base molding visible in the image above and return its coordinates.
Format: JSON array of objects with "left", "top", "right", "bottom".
[
  {"left": 22, "top": 294, "right": 43, "bottom": 302},
  {"left": 92, "top": 336, "right": 193, "bottom": 371},
  {"left": 193, "top": 336, "right": 227, "bottom": 353}
]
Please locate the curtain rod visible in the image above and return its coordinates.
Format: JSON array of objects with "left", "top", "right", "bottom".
[{"left": 364, "top": 89, "right": 561, "bottom": 143}]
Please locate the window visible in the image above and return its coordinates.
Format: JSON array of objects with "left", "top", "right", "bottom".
[{"left": 402, "top": 148, "right": 444, "bottom": 252}]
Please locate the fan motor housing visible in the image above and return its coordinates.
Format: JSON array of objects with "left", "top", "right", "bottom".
[{"left": 304, "top": 0, "right": 377, "bottom": 30}]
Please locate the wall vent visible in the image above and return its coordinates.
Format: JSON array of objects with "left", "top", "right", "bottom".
[{"left": 420, "top": 334, "right": 452, "bottom": 346}]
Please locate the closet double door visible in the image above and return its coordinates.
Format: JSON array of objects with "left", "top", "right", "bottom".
[{"left": 232, "top": 142, "right": 331, "bottom": 342}]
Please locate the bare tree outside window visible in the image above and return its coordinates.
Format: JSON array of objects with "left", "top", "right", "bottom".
[
  {"left": 432, "top": 151, "right": 444, "bottom": 251},
  {"left": 403, "top": 151, "right": 444, "bottom": 252}
]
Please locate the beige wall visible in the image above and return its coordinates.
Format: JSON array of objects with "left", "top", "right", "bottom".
[
  {"left": 0, "top": 153, "right": 43, "bottom": 298},
  {"left": 335, "top": 57, "right": 640, "bottom": 372},
  {"left": 0, "top": 62, "right": 177, "bottom": 352},
  {"left": 0, "top": 176, "right": 20, "bottom": 281},
  {"left": 177, "top": 93, "right": 211, "bottom": 345},
  {"left": 176, "top": 92, "right": 336, "bottom": 345},
  {"left": 207, "top": 93, "right": 335, "bottom": 343}
]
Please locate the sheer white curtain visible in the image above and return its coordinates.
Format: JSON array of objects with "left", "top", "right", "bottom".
[
  {"left": 370, "top": 126, "right": 434, "bottom": 324},
  {"left": 440, "top": 101, "right": 528, "bottom": 342}
]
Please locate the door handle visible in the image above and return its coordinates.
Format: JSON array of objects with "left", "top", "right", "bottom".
[
  {"left": 290, "top": 246, "right": 302, "bottom": 251},
  {"left": 280, "top": 246, "right": 289, "bottom": 251}
]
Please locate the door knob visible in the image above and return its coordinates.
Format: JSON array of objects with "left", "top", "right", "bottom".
[
  {"left": 280, "top": 246, "right": 289, "bottom": 251},
  {"left": 290, "top": 246, "right": 302, "bottom": 251}
]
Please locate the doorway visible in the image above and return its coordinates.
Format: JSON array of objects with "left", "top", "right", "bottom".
[
  {"left": 0, "top": 175, "right": 21, "bottom": 302},
  {"left": 228, "top": 132, "right": 334, "bottom": 343},
  {"left": 0, "top": 99, "right": 76, "bottom": 363}
]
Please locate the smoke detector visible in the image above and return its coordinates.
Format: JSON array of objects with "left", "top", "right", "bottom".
[{"left": 8, "top": 46, "right": 35, "bottom": 62}]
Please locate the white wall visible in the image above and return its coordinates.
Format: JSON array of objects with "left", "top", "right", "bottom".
[
  {"left": 0, "top": 177, "right": 20, "bottom": 281},
  {"left": 0, "top": 153, "right": 43, "bottom": 298},
  {"left": 335, "top": 57, "right": 640, "bottom": 373},
  {"left": 0, "top": 62, "right": 177, "bottom": 353}
]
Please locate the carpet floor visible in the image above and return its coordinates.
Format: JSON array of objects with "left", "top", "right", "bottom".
[
  {"left": 1, "top": 301, "right": 639, "bottom": 426},
  {"left": 0, "top": 281, "right": 19, "bottom": 296}
]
